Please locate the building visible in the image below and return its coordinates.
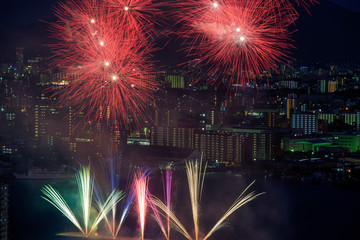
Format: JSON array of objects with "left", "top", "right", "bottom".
[
  {"left": 150, "top": 127, "right": 196, "bottom": 149},
  {"left": 265, "top": 112, "right": 279, "bottom": 128},
  {"left": 286, "top": 94, "right": 296, "bottom": 119},
  {"left": 0, "top": 184, "right": 8, "bottom": 240},
  {"left": 165, "top": 75, "right": 185, "bottom": 89},
  {"left": 291, "top": 114, "right": 317, "bottom": 135},
  {"left": 333, "top": 133, "right": 360, "bottom": 153},
  {"left": 16, "top": 47, "right": 24, "bottom": 71},
  {"left": 195, "top": 128, "right": 279, "bottom": 164}
]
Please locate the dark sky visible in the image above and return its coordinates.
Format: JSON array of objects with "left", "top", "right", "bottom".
[{"left": 0, "top": 0, "right": 360, "bottom": 25}]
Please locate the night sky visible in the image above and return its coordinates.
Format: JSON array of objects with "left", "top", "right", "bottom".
[
  {"left": 0, "top": 0, "right": 359, "bottom": 24},
  {"left": 0, "top": 0, "right": 359, "bottom": 64}
]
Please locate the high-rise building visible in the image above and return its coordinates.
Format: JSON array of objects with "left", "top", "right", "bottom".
[
  {"left": 265, "top": 112, "right": 278, "bottom": 128},
  {"left": 165, "top": 75, "right": 185, "bottom": 89},
  {"left": 291, "top": 113, "right": 317, "bottom": 135},
  {"left": 195, "top": 128, "right": 278, "bottom": 164},
  {"left": 16, "top": 47, "right": 24, "bottom": 71},
  {"left": 0, "top": 184, "right": 8, "bottom": 240},
  {"left": 150, "top": 127, "right": 196, "bottom": 149},
  {"left": 318, "top": 113, "right": 335, "bottom": 124},
  {"left": 341, "top": 113, "right": 357, "bottom": 126},
  {"left": 286, "top": 94, "right": 296, "bottom": 119},
  {"left": 328, "top": 80, "right": 338, "bottom": 93},
  {"left": 319, "top": 79, "right": 338, "bottom": 93}
]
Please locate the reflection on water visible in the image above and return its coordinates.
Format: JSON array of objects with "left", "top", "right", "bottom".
[{"left": 6, "top": 172, "right": 360, "bottom": 240}]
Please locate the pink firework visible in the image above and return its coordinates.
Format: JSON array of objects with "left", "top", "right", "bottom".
[
  {"left": 50, "top": 0, "right": 158, "bottom": 128},
  {"left": 173, "top": 0, "right": 314, "bottom": 86},
  {"left": 134, "top": 171, "right": 149, "bottom": 240}
]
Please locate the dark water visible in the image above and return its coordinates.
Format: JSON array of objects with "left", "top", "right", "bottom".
[{"left": 4, "top": 172, "right": 360, "bottom": 240}]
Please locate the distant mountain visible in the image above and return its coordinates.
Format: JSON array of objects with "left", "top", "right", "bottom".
[{"left": 0, "top": 0, "right": 359, "bottom": 65}]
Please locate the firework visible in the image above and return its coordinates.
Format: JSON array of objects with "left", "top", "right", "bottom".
[
  {"left": 93, "top": 154, "right": 135, "bottom": 238},
  {"left": 41, "top": 165, "right": 124, "bottom": 237},
  {"left": 173, "top": 0, "right": 315, "bottom": 87},
  {"left": 151, "top": 159, "right": 264, "bottom": 240},
  {"left": 146, "top": 167, "right": 173, "bottom": 240},
  {"left": 163, "top": 168, "right": 173, "bottom": 239},
  {"left": 103, "top": 0, "right": 163, "bottom": 38},
  {"left": 50, "top": 0, "right": 158, "bottom": 128},
  {"left": 134, "top": 171, "right": 150, "bottom": 240}
]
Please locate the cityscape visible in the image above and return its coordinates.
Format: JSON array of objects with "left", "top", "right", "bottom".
[{"left": 1, "top": 0, "right": 360, "bottom": 240}]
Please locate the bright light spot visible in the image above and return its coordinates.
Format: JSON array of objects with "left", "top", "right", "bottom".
[
  {"left": 112, "top": 75, "right": 117, "bottom": 81},
  {"left": 100, "top": 41, "right": 104, "bottom": 46},
  {"left": 124, "top": 6, "right": 129, "bottom": 11},
  {"left": 90, "top": 19, "right": 95, "bottom": 24},
  {"left": 105, "top": 61, "right": 110, "bottom": 66},
  {"left": 240, "top": 36, "right": 245, "bottom": 42},
  {"left": 236, "top": 28, "right": 241, "bottom": 32},
  {"left": 131, "top": 84, "right": 135, "bottom": 88},
  {"left": 213, "top": 2, "right": 218, "bottom": 8}
]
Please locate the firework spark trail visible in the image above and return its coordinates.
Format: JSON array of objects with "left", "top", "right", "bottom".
[
  {"left": 173, "top": 0, "right": 315, "bottom": 87},
  {"left": 93, "top": 154, "right": 126, "bottom": 238},
  {"left": 41, "top": 185, "right": 84, "bottom": 235},
  {"left": 147, "top": 193, "right": 169, "bottom": 240},
  {"left": 146, "top": 167, "right": 173, "bottom": 240},
  {"left": 150, "top": 159, "right": 264, "bottom": 240},
  {"left": 134, "top": 171, "right": 150, "bottom": 240},
  {"left": 115, "top": 170, "right": 136, "bottom": 237},
  {"left": 164, "top": 168, "right": 173, "bottom": 239},
  {"left": 202, "top": 181, "right": 265, "bottom": 240},
  {"left": 76, "top": 166, "right": 93, "bottom": 234},
  {"left": 151, "top": 196, "right": 192, "bottom": 240},
  {"left": 113, "top": 167, "right": 136, "bottom": 237},
  {"left": 41, "top": 165, "right": 123, "bottom": 237},
  {"left": 50, "top": 0, "right": 158, "bottom": 128},
  {"left": 104, "top": 0, "right": 164, "bottom": 38},
  {"left": 185, "top": 159, "right": 207, "bottom": 240}
]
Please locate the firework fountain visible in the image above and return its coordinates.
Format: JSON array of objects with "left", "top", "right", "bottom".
[
  {"left": 41, "top": 165, "right": 124, "bottom": 237},
  {"left": 163, "top": 168, "right": 173, "bottom": 239},
  {"left": 133, "top": 171, "right": 150, "bottom": 240},
  {"left": 151, "top": 159, "right": 265, "bottom": 240},
  {"left": 93, "top": 154, "right": 135, "bottom": 238}
]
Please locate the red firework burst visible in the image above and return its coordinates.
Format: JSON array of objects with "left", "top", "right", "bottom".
[
  {"left": 103, "top": 0, "right": 164, "bottom": 37},
  {"left": 173, "top": 0, "right": 315, "bottom": 86},
  {"left": 50, "top": 0, "right": 158, "bottom": 128},
  {"left": 173, "top": 0, "right": 295, "bottom": 86}
]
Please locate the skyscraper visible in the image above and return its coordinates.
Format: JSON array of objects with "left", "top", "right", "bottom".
[
  {"left": 0, "top": 184, "right": 8, "bottom": 240},
  {"left": 291, "top": 113, "right": 317, "bottom": 135},
  {"left": 16, "top": 47, "right": 24, "bottom": 71}
]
